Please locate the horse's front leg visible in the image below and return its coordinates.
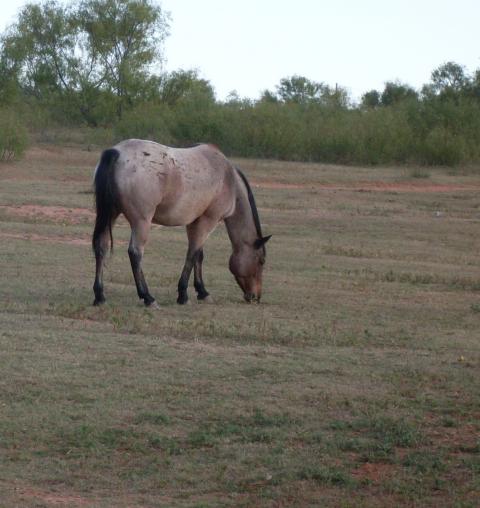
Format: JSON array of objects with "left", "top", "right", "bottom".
[
  {"left": 128, "top": 220, "right": 157, "bottom": 307},
  {"left": 177, "top": 217, "right": 217, "bottom": 304},
  {"left": 177, "top": 249, "right": 195, "bottom": 305},
  {"left": 193, "top": 249, "right": 211, "bottom": 301}
]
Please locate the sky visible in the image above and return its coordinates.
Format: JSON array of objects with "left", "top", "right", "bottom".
[{"left": 1, "top": 0, "right": 479, "bottom": 101}]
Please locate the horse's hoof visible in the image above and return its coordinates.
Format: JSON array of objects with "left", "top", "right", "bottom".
[
  {"left": 177, "top": 298, "right": 191, "bottom": 305},
  {"left": 146, "top": 300, "right": 160, "bottom": 309},
  {"left": 93, "top": 298, "right": 105, "bottom": 306},
  {"left": 198, "top": 295, "right": 214, "bottom": 304}
]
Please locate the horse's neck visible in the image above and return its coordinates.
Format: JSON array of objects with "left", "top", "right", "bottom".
[{"left": 224, "top": 176, "right": 257, "bottom": 250}]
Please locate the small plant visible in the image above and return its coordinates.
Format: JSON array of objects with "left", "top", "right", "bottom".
[
  {"left": 470, "top": 303, "right": 480, "bottom": 313},
  {"left": 402, "top": 451, "right": 447, "bottom": 474},
  {"left": 297, "top": 465, "right": 354, "bottom": 486},
  {"left": 409, "top": 167, "right": 431, "bottom": 179},
  {"left": 187, "top": 429, "right": 216, "bottom": 448},
  {"left": 134, "top": 412, "right": 171, "bottom": 425}
]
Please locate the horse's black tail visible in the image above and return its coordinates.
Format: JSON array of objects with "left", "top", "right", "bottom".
[{"left": 92, "top": 148, "right": 120, "bottom": 254}]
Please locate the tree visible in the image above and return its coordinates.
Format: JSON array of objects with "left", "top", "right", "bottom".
[
  {"left": 431, "top": 61, "right": 468, "bottom": 94},
  {"left": 276, "top": 75, "right": 325, "bottom": 104},
  {"left": 77, "top": 0, "right": 170, "bottom": 117},
  {"left": 0, "top": 57, "right": 21, "bottom": 104},
  {"left": 258, "top": 89, "right": 278, "bottom": 104},
  {"left": 0, "top": 0, "right": 170, "bottom": 123},
  {"left": 469, "top": 69, "right": 480, "bottom": 100},
  {"left": 361, "top": 89, "right": 381, "bottom": 108},
  {"left": 159, "top": 69, "right": 214, "bottom": 106},
  {"left": 321, "top": 84, "right": 350, "bottom": 109},
  {"left": 1, "top": 2, "right": 79, "bottom": 99},
  {"left": 273, "top": 76, "right": 350, "bottom": 108},
  {"left": 381, "top": 81, "right": 418, "bottom": 106},
  {"left": 421, "top": 62, "right": 472, "bottom": 102}
]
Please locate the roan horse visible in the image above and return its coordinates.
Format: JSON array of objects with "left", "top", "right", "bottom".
[{"left": 92, "top": 139, "right": 271, "bottom": 307}]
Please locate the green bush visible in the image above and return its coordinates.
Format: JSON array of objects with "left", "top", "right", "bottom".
[
  {"left": 0, "top": 109, "right": 29, "bottom": 161},
  {"left": 16, "top": 84, "right": 479, "bottom": 168},
  {"left": 114, "top": 103, "right": 174, "bottom": 145},
  {"left": 421, "top": 126, "right": 468, "bottom": 166},
  {"left": 105, "top": 96, "right": 480, "bottom": 167}
]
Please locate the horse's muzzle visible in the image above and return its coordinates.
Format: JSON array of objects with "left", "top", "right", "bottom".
[{"left": 244, "top": 293, "right": 261, "bottom": 304}]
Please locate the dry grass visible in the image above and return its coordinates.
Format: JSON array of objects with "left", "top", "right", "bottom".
[{"left": 0, "top": 145, "right": 479, "bottom": 507}]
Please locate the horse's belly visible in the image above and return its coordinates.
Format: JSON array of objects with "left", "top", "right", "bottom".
[
  {"left": 152, "top": 199, "right": 209, "bottom": 226},
  {"left": 152, "top": 171, "right": 226, "bottom": 226},
  {"left": 151, "top": 210, "right": 192, "bottom": 227}
]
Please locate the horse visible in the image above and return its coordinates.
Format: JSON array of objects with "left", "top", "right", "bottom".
[{"left": 92, "top": 139, "right": 271, "bottom": 307}]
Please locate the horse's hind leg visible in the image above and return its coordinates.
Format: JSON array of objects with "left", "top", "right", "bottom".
[
  {"left": 93, "top": 229, "right": 110, "bottom": 305},
  {"left": 128, "top": 220, "right": 156, "bottom": 307}
]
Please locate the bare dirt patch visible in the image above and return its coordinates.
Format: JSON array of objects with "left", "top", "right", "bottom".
[
  {"left": 351, "top": 462, "right": 397, "bottom": 483},
  {"left": 0, "top": 479, "right": 98, "bottom": 507},
  {"left": 347, "top": 181, "right": 480, "bottom": 193},
  {"left": 252, "top": 180, "right": 480, "bottom": 193},
  {"left": 0, "top": 232, "right": 91, "bottom": 246},
  {"left": 0, "top": 205, "right": 94, "bottom": 225},
  {"left": 252, "top": 181, "right": 309, "bottom": 190},
  {"left": 17, "top": 488, "right": 92, "bottom": 507},
  {"left": 427, "top": 414, "right": 480, "bottom": 454}
]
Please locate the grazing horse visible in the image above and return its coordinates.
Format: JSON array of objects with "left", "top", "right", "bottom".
[{"left": 92, "top": 139, "right": 271, "bottom": 307}]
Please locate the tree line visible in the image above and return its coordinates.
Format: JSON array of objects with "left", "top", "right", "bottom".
[{"left": 1, "top": 0, "right": 480, "bottom": 166}]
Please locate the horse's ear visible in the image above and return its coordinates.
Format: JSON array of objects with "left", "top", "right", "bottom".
[{"left": 254, "top": 235, "right": 272, "bottom": 249}]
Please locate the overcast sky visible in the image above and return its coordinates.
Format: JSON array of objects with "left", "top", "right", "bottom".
[{"left": 1, "top": 0, "right": 479, "bottom": 101}]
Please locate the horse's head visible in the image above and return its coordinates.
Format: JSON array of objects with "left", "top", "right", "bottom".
[{"left": 229, "top": 235, "right": 271, "bottom": 303}]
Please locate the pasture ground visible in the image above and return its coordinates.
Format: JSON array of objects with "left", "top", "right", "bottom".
[{"left": 0, "top": 145, "right": 479, "bottom": 507}]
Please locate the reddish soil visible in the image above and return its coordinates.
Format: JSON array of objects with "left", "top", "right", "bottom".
[
  {"left": 427, "top": 414, "right": 480, "bottom": 453},
  {"left": 32, "top": 492, "right": 89, "bottom": 506},
  {"left": 11, "top": 487, "right": 92, "bottom": 507},
  {"left": 252, "top": 180, "right": 480, "bottom": 193},
  {"left": 351, "top": 462, "right": 397, "bottom": 482},
  {"left": 252, "top": 181, "right": 309, "bottom": 190}
]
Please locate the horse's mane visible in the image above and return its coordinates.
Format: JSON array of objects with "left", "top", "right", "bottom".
[{"left": 235, "top": 167, "right": 263, "bottom": 240}]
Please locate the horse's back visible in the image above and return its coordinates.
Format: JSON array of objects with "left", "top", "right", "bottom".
[{"left": 112, "top": 140, "right": 236, "bottom": 226}]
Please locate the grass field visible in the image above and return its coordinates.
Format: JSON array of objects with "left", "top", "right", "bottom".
[{"left": 0, "top": 144, "right": 479, "bottom": 507}]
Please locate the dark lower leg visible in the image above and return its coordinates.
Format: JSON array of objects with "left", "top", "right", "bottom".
[
  {"left": 93, "top": 242, "right": 106, "bottom": 305},
  {"left": 177, "top": 256, "right": 194, "bottom": 304},
  {"left": 193, "top": 249, "right": 209, "bottom": 300},
  {"left": 93, "top": 258, "right": 105, "bottom": 305},
  {"left": 182, "top": 217, "right": 217, "bottom": 304},
  {"left": 128, "top": 247, "right": 155, "bottom": 306}
]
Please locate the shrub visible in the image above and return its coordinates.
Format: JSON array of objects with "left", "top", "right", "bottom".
[
  {"left": 114, "top": 103, "right": 174, "bottom": 145},
  {"left": 0, "top": 109, "right": 29, "bottom": 161},
  {"left": 421, "top": 126, "right": 468, "bottom": 166}
]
